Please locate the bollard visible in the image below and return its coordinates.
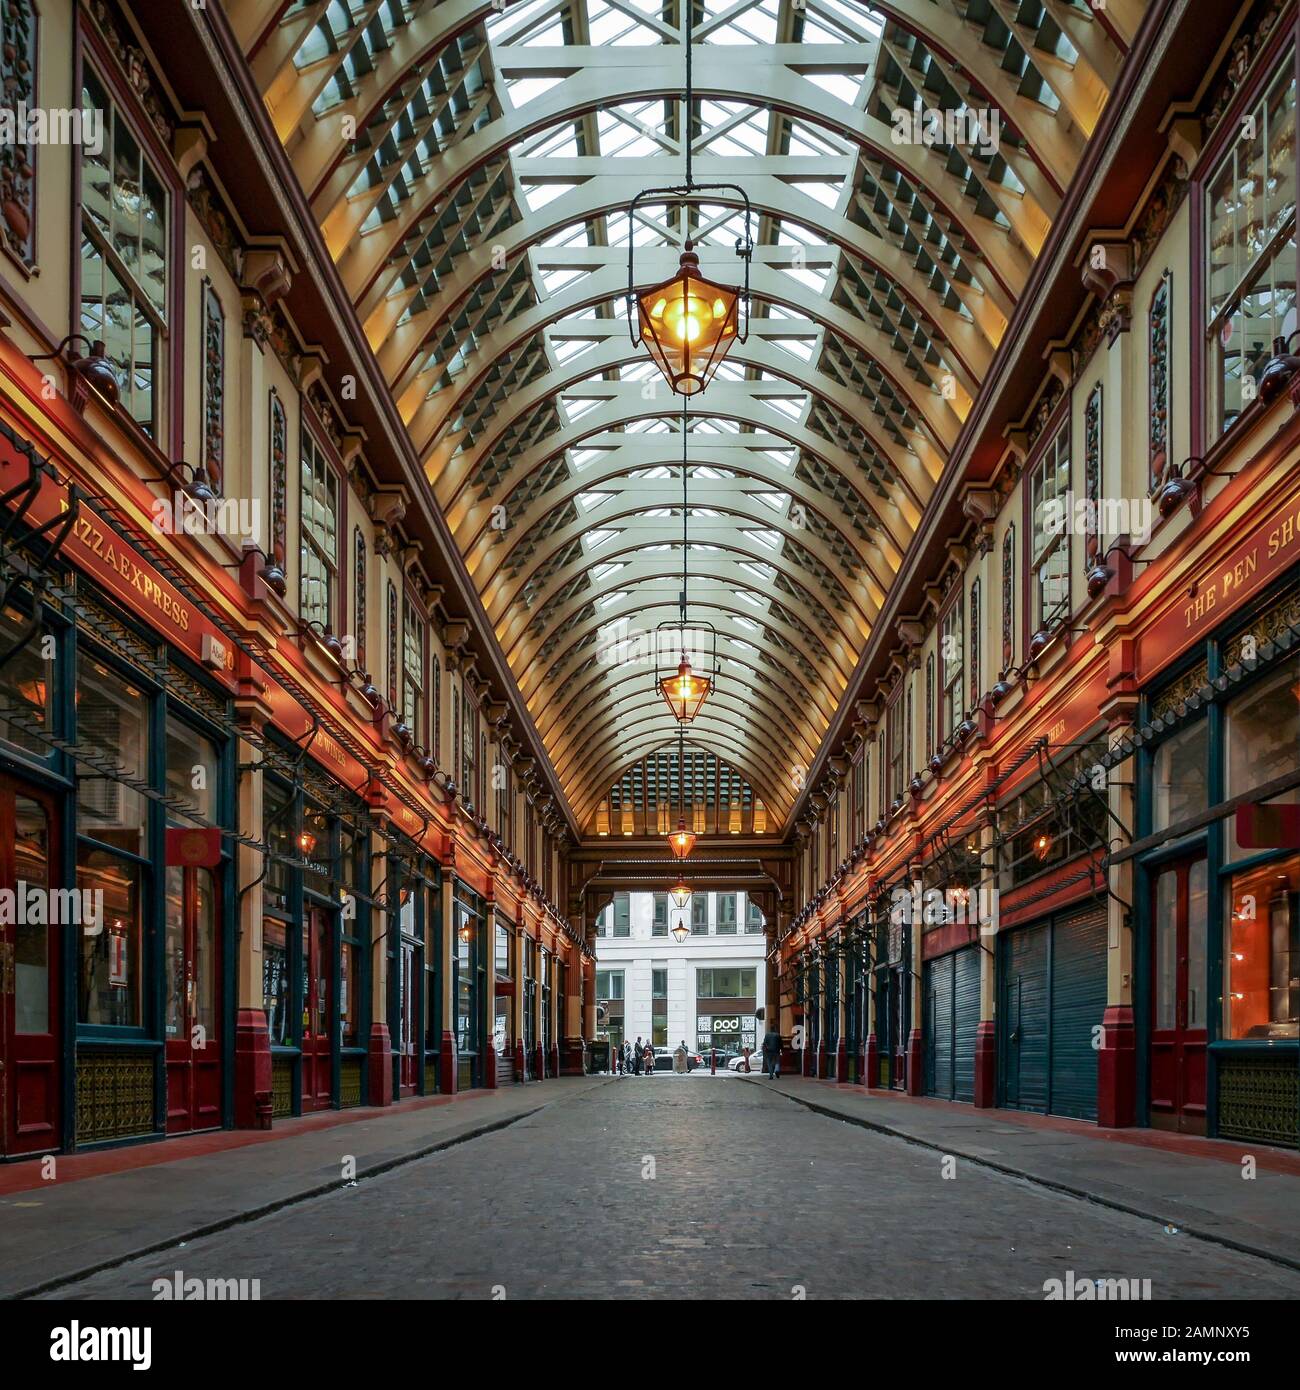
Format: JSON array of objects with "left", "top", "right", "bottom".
[{"left": 710, "top": 1047, "right": 716, "bottom": 1075}]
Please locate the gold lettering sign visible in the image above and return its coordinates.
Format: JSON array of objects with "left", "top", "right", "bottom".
[{"left": 1183, "top": 497, "right": 1300, "bottom": 635}]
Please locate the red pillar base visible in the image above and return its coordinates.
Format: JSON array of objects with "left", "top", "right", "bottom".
[
  {"left": 561, "top": 1037, "right": 586, "bottom": 1076},
  {"left": 905, "top": 1028, "right": 924, "bottom": 1096},
  {"left": 1097, "top": 1004, "right": 1137, "bottom": 1128},
  {"left": 233, "top": 1008, "right": 273, "bottom": 1129},
  {"left": 864, "top": 1033, "right": 879, "bottom": 1089},
  {"left": 801, "top": 1041, "right": 812, "bottom": 1076},
  {"left": 367, "top": 1023, "right": 394, "bottom": 1107},
  {"left": 835, "top": 1037, "right": 848, "bottom": 1083},
  {"left": 779, "top": 1043, "right": 797, "bottom": 1075},
  {"left": 550, "top": 1042, "right": 560, "bottom": 1078},
  {"left": 485, "top": 1045, "right": 498, "bottom": 1089},
  {"left": 534, "top": 1041, "right": 546, "bottom": 1082},
  {"left": 816, "top": 1039, "right": 827, "bottom": 1079},
  {"left": 973, "top": 1020, "right": 997, "bottom": 1108},
  {"left": 514, "top": 1038, "right": 526, "bottom": 1082},
  {"left": 439, "top": 1030, "right": 458, "bottom": 1095}
]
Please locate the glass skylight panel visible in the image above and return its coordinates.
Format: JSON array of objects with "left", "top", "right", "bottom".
[
  {"left": 506, "top": 76, "right": 568, "bottom": 107},
  {"left": 585, "top": 529, "right": 617, "bottom": 549},
  {"left": 591, "top": 563, "right": 625, "bottom": 581},
  {"left": 733, "top": 616, "right": 760, "bottom": 632},
  {"left": 524, "top": 182, "right": 579, "bottom": 212},
  {"left": 756, "top": 492, "right": 788, "bottom": 511},
  {"left": 737, "top": 590, "right": 765, "bottom": 608},
  {"left": 577, "top": 492, "right": 610, "bottom": 511},
  {"left": 597, "top": 591, "right": 628, "bottom": 609},
  {"left": 748, "top": 530, "right": 781, "bottom": 550}
]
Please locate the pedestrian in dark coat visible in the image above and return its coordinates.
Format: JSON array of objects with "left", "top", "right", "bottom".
[
  {"left": 632, "top": 1036, "right": 643, "bottom": 1075},
  {"left": 761, "top": 1025, "right": 782, "bottom": 1079}
]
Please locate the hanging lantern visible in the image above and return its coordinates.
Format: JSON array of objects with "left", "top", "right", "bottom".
[
  {"left": 636, "top": 243, "right": 741, "bottom": 396},
  {"left": 671, "top": 917, "right": 690, "bottom": 944},
  {"left": 1032, "top": 829, "right": 1054, "bottom": 861},
  {"left": 669, "top": 877, "right": 691, "bottom": 910},
  {"left": 667, "top": 817, "right": 696, "bottom": 859},
  {"left": 657, "top": 656, "right": 713, "bottom": 723}
]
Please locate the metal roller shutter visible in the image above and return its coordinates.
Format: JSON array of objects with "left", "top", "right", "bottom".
[
  {"left": 924, "top": 955, "right": 954, "bottom": 1098},
  {"left": 1049, "top": 903, "right": 1108, "bottom": 1121},
  {"left": 1000, "top": 924, "right": 1049, "bottom": 1112},
  {"left": 953, "top": 947, "right": 981, "bottom": 1103}
]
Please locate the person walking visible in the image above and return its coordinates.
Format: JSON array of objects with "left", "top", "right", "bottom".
[
  {"left": 622, "top": 1041, "right": 632, "bottom": 1076},
  {"left": 672, "top": 1040, "right": 688, "bottom": 1074},
  {"left": 761, "top": 1023, "right": 782, "bottom": 1079},
  {"left": 643, "top": 1041, "right": 656, "bottom": 1076},
  {"left": 632, "top": 1036, "right": 643, "bottom": 1075}
]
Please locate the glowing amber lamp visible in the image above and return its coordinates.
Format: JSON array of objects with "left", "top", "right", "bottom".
[
  {"left": 669, "top": 878, "right": 691, "bottom": 910},
  {"left": 667, "top": 818, "right": 697, "bottom": 860},
  {"left": 657, "top": 658, "right": 713, "bottom": 723},
  {"left": 636, "top": 243, "right": 741, "bottom": 396}
]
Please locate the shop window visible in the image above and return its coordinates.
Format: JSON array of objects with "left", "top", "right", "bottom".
[
  {"left": 402, "top": 595, "right": 425, "bottom": 743},
  {"left": 12, "top": 798, "right": 49, "bottom": 1033},
  {"left": 1206, "top": 54, "right": 1297, "bottom": 435},
  {"left": 164, "top": 716, "right": 218, "bottom": 825},
  {"left": 691, "top": 894, "right": 708, "bottom": 933},
  {"left": 263, "top": 780, "right": 293, "bottom": 917},
  {"left": 717, "top": 893, "right": 737, "bottom": 934},
  {"left": 1029, "top": 426, "right": 1070, "bottom": 631},
  {"left": 612, "top": 892, "right": 630, "bottom": 936},
  {"left": 652, "top": 967, "right": 667, "bottom": 1046},
  {"left": 1224, "top": 854, "right": 1300, "bottom": 1040},
  {"left": 652, "top": 893, "right": 668, "bottom": 936},
  {"left": 299, "top": 428, "right": 338, "bottom": 631},
  {"left": 79, "top": 65, "right": 169, "bottom": 436},
  {"left": 1151, "top": 718, "right": 1210, "bottom": 834},
  {"left": 260, "top": 917, "right": 289, "bottom": 1047},
  {"left": 0, "top": 604, "right": 53, "bottom": 757},
  {"left": 77, "top": 846, "right": 142, "bottom": 1027},
  {"left": 77, "top": 658, "right": 149, "bottom": 856},
  {"left": 0, "top": 1, "right": 36, "bottom": 269},
  {"left": 1224, "top": 656, "right": 1300, "bottom": 860}
]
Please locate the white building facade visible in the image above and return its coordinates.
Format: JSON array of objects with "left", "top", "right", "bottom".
[{"left": 594, "top": 891, "right": 767, "bottom": 1061}]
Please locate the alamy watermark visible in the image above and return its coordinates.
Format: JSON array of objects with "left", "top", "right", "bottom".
[
  {"left": 1043, "top": 1270, "right": 1152, "bottom": 1301},
  {"left": 890, "top": 102, "right": 1000, "bottom": 158},
  {"left": 1041, "top": 491, "right": 1154, "bottom": 546},
  {"left": 889, "top": 879, "right": 998, "bottom": 934},
  {"left": 151, "top": 492, "right": 262, "bottom": 542},
  {"left": 0, "top": 102, "right": 104, "bottom": 156},
  {"left": 0, "top": 882, "right": 101, "bottom": 929}
]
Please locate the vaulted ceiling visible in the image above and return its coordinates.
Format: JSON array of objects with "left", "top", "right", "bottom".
[{"left": 233, "top": 0, "right": 1146, "bottom": 833}]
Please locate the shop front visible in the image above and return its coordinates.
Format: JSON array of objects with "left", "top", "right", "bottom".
[
  {"left": 494, "top": 914, "right": 514, "bottom": 1085},
  {"left": 1136, "top": 574, "right": 1300, "bottom": 1146},
  {"left": 821, "top": 937, "right": 839, "bottom": 1079},
  {"left": 262, "top": 764, "right": 374, "bottom": 1116},
  {"left": 453, "top": 884, "right": 487, "bottom": 1091},
  {"left": 996, "top": 898, "right": 1108, "bottom": 1121},
  {"left": 873, "top": 913, "right": 910, "bottom": 1091},
  {"left": 923, "top": 935, "right": 981, "bottom": 1105},
  {"left": 0, "top": 571, "right": 239, "bottom": 1154},
  {"left": 696, "top": 966, "right": 758, "bottom": 1058},
  {"left": 388, "top": 846, "right": 434, "bottom": 1100}
]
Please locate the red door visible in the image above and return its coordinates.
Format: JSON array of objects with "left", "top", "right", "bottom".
[
  {"left": 0, "top": 780, "right": 60, "bottom": 1156},
  {"left": 301, "top": 907, "right": 332, "bottom": 1110},
  {"left": 164, "top": 866, "right": 221, "bottom": 1134},
  {"left": 1150, "top": 856, "right": 1208, "bottom": 1133}
]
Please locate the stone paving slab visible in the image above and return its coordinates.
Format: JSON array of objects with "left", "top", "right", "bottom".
[
  {"left": 0, "top": 1077, "right": 611, "bottom": 1300},
  {"left": 745, "top": 1076, "right": 1300, "bottom": 1270}
]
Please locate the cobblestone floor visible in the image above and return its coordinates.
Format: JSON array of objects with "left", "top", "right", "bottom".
[{"left": 43, "top": 1074, "right": 1300, "bottom": 1300}]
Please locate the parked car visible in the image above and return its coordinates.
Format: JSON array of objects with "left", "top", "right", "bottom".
[
  {"left": 651, "top": 1047, "right": 704, "bottom": 1071},
  {"left": 727, "top": 1049, "right": 759, "bottom": 1073}
]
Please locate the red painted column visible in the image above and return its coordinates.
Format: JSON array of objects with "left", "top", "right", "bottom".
[
  {"left": 439, "top": 1029, "right": 458, "bottom": 1094},
  {"left": 801, "top": 1040, "right": 812, "bottom": 1076},
  {"left": 973, "top": 1020, "right": 997, "bottom": 1107},
  {"left": 514, "top": 1037, "right": 526, "bottom": 1082},
  {"left": 534, "top": 1040, "right": 546, "bottom": 1082},
  {"left": 550, "top": 1041, "right": 560, "bottom": 1078},
  {"left": 484, "top": 1044, "right": 498, "bottom": 1089},
  {"left": 905, "top": 1028, "right": 924, "bottom": 1096},
  {"left": 835, "top": 1036, "right": 848, "bottom": 1083},
  {"left": 561, "top": 1037, "right": 585, "bottom": 1075},
  {"left": 368, "top": 1022, "right": 394, "bottom": 1106},
  {"left": 233, "top": 1007, "right": 273, "bottom": 1129},
  {"left": 1097, "top": 1004, "right": 1137, "bottom": 1127},
  {"left": 815, "top": 1037, "right": 827, "bottom": 1078},
  {"left": 864, "top": 1032, "right": 879, "bottom": 1089}
]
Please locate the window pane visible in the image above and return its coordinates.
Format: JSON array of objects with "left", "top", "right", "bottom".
[
  {"left": 77, "top": 845, "right": 141, "bottom": 1026},
  {"left": 166, "top": 717, "right": 218, "bottom": 825},
  {"left": 77, "top": 659, "right": 149, "bottom": 853},
  {"left": 262, "top": 918, "right": 291, "bottom": 1046},
  {"left": 1224, "top": 854, "right": 1300, "bottom": 1039},
  {"left": 1226, "top": 658, "right": 1300, "bottom": 859},
  {"left": 13, "top": 798, "right": 49, "bottom": 1032},
  {"left": 0, "top": 606, "right": 52, "bottom": 756},
  {"left": 1151, "top": 719, "right": 1208, "bottom": 834}
]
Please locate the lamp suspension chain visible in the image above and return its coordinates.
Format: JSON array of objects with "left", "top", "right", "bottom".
[{"left": 684, "top": 0, "right": 693, "bottom": 191}]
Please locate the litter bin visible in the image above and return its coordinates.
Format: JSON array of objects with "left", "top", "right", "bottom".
[{"left": 587, "top": 1039, "right": 610, "bottom": 1074}]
